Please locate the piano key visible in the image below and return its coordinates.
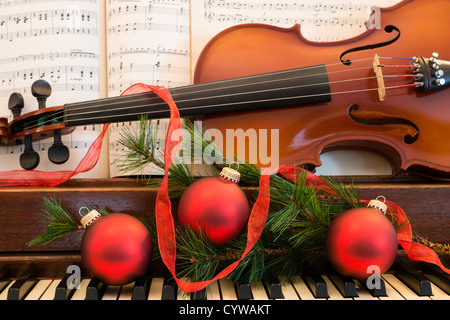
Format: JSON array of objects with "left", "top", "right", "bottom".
[
  {"left": 118, "top": 282, "right": 135, "bottom": 300},
  {"left": 191, "top": 288, "right": 207, "bottom": 300},
  {"left": 382, "top": 274, "right": 430, "bottom": 300},
  {"left": 177, "top": 278, "right": 190, "bottom": 300},
  {"left": 0, "top": 280, "right": 15, "bottom": 300},
  {"left": 219, "top": 278, "right": 237, "bottom": 300},
  {"left": 421, "top": 262, "right": 450, "bottom": 295},
  {"left": 7, "top": 269, "right": 37, "bottom": 300},
  {"left": 353, "top": 280, "right": 379, "bottom": 300},
  {"left": 102, "top": 285, "right": 121, "bottom": 300},
  {"left": 363, "top": 275, "right": 387, "bottom": 297},
  {"left": 162, "top": 278, "right": 177, "bottom": 300},
  {"left": 0, "top": 269, "right": 11, "bottom": 293},
  {"left": 394, "top": 261, "right": 432, "bottom": 296},
  {"left": 206, "top": 281, "right": 221, "bottom": 300},
  {"left": 264, "top": 276, "right": 283, "bottom": 299},
  {"left": 132, "top": 276, "right": 149, "bottom": 300},
  {"left": 250, "top": 281, "right": 269, "bottom": 300},
  {"left": 303, "top": 273, "right": 328, "bottom": 299},
  {"left": 54, "top": 274, "right": 74, "bottom": 300},
  {"left": 378, "top": 277, "right": 405, "bottom": 300},
  {"left": 40, "top": 279, "right": 60, "bottom": 300},
  {"left": 327, "top": 272, "right": 358, "bottom": 298},
  {"left": 291, "top": 276, "right": 317, "bottom": 300},
  {"left": 276, "top": 276, "right": 299, "bottom": 300},
  {"left": 148, "top": 277, "right": 164, "bottom": 300},
  {"left": 70, "top": 279, "right": 91, "bottom": 300},
  {"left": 24, "top": 279, "right": 52, "bottom": 300},
  {"left": 322, "top": 276, "right": 347, "bottom": 300},
  {"left": 85, "top": 278, "right": 105, "bottom": 300},
  {"left": 237, "top": 282, "right": 252, "bottom": 300}
]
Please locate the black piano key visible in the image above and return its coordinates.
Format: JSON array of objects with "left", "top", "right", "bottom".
[
  {"left": 85, "top": 278, "right": 105, "bottom": 300},
  {"left": 303, "top": 273, "right": 328, "bottom": 299},
  {"left": 162, "top": 278, "right": 177, "bottom": 300},
  {"left": 264, "top": 276, "right": 283, "bottom": 299},
  {"left": 7, "top": 269, "right": 37, "bottom": 300},
  {"left": 395, "top": 261, "right": 432, "bottom": 296},
  {"left": 191, "top": 288, "right": 207, "bottom": 300},
  {"left": 132, "top": 276, "right": 149, "bottom": 300},
  {"left": 421, "top": 262, "right": 450, "bottom": 295},
  {"left": 54, "top": 273, "right": 75, "bottom": 300},
  {"left": 328, "top": 273, "right": 358, "bottom": 298},
  {"left": 0, "top": 269, "right": 11, "bottom": 293},
  {"left": 237, "top": 282, "right": 253, "bottom": 300}
]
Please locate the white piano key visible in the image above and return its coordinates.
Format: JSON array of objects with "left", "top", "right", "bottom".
[
  {"left": 291, "top": 276, "right": 317, "bottom": 300},
  {"left": 353, "top": 280, "right": 379, "bottom": 300},
  {"left": 148, "top": 277, "right": 164, "bottom": 300},
  {"left": 102, "top": 285, "right": 121, "bottom": 300},
  {"left": 70, "top": 278, "right": 91, "bottom": 300},
  {"left": 219, "top": 278, "right": 237, "bottom": 300},
  {"left": 0, "top": 280, "right": 15, "bottom": 300},
  {"left": 322, "top": 275, "right": 347, "bottom": 300},
  {"left": 24, "top": 279, "right": 52, "bottom": 300},
  {"left": 206, "top": 281, "right": 221, "bottom": 300},
  {"left": 277, "top": 276, "right": 299, "bottom": 300},
  {"left": 118, "top": 282, "right": 135, "bottom": 300},
  {"left": 40, "top": 280, "right": 60, "bottom": 300},
  {"left": 382, "top": 274, "right": 430, "bottom": 300},
  {"left": 177, "top": 278, "right": 190, "bottom": 300},
  {"left": 250, "top": 281, "right": 269, "bottom": 300},
  {"left": 429, "top": 282, "right": 450, "bottom": 300}
]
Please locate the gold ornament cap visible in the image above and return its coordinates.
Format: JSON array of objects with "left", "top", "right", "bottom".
[
  {"left": 219, "top": 165, "right": 241, "bottom": 183},
  {"left": 367, "top": 196, "right": 387, "bottom": 215},
  {"left": 80, "top": 208, "right": 102, "bottom": 229}
]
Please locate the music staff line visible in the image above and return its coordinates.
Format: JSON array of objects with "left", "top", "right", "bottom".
[
  {"left": 0, "top": 0, "right": 96, "bottom": 8},
  {"left": 108, "top": 3, "right": 189, "bottom": 20},
  {"left": 0, "top": 50, "right": 98, "bottom": 65},
  {"left": 0, "top": 8, "right": 97, "bottom": 41}
]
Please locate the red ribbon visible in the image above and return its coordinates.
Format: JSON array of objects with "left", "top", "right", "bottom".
[{"left": 1, "top": 83, "right": 447, "bottom": 291}]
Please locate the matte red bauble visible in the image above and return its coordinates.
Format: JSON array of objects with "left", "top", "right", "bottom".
[
  {"left": 178, "top": 167, "right": 249, "bottom": 246},
  {"left": 81, "top": 212, "right": 153, "bottom": 285},
  {"left": 326, "top": 199, "right": 398, "bottom": 281}
]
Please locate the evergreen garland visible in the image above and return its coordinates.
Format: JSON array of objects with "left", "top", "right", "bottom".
[{"left": 28, "top": 117, "right": 449, "bottom": 285}]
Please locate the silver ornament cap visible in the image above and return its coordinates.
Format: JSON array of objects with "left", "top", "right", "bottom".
[
  {"left": 80, "top": 209, "right": 102, "bottom": 229},
  {"left": 219, "top": 166, "right": 241, "bottom": 183},
  {"left": 367, "top": 196, "right": 387, "bottom": 215}
]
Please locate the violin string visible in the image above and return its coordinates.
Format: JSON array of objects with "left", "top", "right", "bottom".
[
  {"left": 16, "top": 57, "right": 415, "bottom": 131},
  {"left": 20, "top": 75, "right": 418, "bottom": 131}
]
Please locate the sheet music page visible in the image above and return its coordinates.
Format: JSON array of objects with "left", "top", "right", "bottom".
[
  {"left": 0, "top": 0, "right": 109, "bottom": 178},
  {"left": 106, "top": 0, "right": 190, "bottom": 177},
  {"left": 190, "top": 0, "right": 402, "bottom": 176}
]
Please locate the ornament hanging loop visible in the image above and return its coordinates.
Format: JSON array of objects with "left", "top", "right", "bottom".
[{"left": 367, "top": 195, "right": 388, "bottom": 215}]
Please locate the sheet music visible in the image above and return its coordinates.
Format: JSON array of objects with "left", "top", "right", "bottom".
[
  {"left": 106, "top": 0, "right": 190, "bottom": 177},
  {"left": 0, "top": 0, "right": 109, "bottom": 177},
  {"left": 190, "top": 0, "right": 402, "bottom": 176}
]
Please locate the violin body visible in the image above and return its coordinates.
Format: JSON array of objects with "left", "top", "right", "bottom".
[{"left": 194, "top": 0, "right": 450, "bottom": 179}]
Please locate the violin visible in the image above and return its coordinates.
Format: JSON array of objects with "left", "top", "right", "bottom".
[{"left": 1, "top": 0, "right": 450, "bottom": 180}]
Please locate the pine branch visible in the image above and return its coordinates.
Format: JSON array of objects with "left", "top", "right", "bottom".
[{"left": 27, "top": 197, "right": 81, "bottom": 247}]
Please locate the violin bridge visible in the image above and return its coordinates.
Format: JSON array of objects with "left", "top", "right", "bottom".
[{"left": 373, "top": 54, "right": 386, "bottom": 101}]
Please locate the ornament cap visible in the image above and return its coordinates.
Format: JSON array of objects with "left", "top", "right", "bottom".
[
  {"left": 219, "top": 166, "right": 241, "bottom": 183},
  {"left": 80, "top": 209, "right": 102, "bottom": 228},
  {"left": 367, "top": 196, "right": 387, "bottom": 214}
]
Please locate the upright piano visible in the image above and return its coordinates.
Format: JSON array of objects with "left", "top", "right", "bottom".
[{"left": 0, "top": 177, "right": 449, "bottom": 301}]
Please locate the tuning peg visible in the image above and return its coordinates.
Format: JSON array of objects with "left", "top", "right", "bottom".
[
  {"left": 48, "top": 130, "right": 69, "bottom": 165},
  {"left": 20, "top": 136, "right": 40, "bottom": 170},
  {"left": 31, "top": 79, "right": 51, "bottom": 109},
  {"left": 8, "top": 92, "right": 24, "bottom": 119}
]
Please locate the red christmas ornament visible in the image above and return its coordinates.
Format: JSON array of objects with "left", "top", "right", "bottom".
[
  {"left": 325, "top": 197, "right": 398, "bottom": 281},
  {"left": 80, "top": 211, "right": 153, "bottom": 285},
  {"left": 178, "top": 166, "right": 249, "bottom": 246}
]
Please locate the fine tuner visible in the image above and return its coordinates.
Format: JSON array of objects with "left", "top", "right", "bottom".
[{"left": 7, "top": 80, "right": 70, "bottom": 170}]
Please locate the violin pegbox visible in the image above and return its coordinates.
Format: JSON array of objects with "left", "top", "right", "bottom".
[
  {"left": 8, "top": 79, "right": 70, "bottom": 170},
  {"left": 412, "top": 52, "right": 450, "bottom": 92}
]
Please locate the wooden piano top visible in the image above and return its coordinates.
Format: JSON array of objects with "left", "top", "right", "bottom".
[{"left": 0, "top": 176, "right": 448, "bottom": 277}]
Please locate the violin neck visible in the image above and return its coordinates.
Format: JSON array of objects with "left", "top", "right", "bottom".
[{"left": 63, "top": 64, "right": 331, "bottom": 127}]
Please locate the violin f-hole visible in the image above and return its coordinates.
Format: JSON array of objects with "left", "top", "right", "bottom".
[
  {"left": 340, "top": 25, "right": 400, "bottom": 65},
  {"left": 348, "top": 104, "right": 419, "bottom": 144}
]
